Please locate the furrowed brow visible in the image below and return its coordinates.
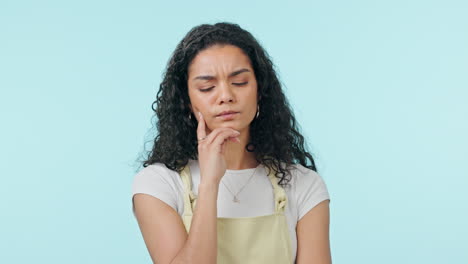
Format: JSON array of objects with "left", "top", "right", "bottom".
[
  {"left": 192, "top": 68, "right": 250, "bottom": 81},
  {"left": 229, "top": 68, "right": 250, "bottom": 77}
]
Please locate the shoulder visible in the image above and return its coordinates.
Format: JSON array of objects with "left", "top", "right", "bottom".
[
  {"left": 287, "top": 163, "right": 325, "bottom": 187},
  {"left": 131, "top": 162, "right": 185, "bottom": 215},
  {"left": 133, "top": 163, "right": 182, "bottom": 186},
  {"left": 285, "top": 163, "right": 331, "bottom": 221},
  {"left": 273, "top": 162, "right": 325, "bottom": 187}
]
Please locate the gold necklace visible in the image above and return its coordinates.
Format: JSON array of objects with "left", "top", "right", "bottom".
[{"left": 221, "top": 166, "right": 258, "bottom": 203}]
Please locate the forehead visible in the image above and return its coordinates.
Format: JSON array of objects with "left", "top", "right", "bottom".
[{"left": 188, "top": 44, "right": 252, "bottom": 76}]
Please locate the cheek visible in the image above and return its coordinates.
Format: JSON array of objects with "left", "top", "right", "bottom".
[
  {"left": 247, "top": 86, "right": 258, "bottom": 105},
  {"left": 189, "top": 95, "right": 215, "bottom": 120},
  {"left": 189, "top": 92, "right": 205, "bottom": 108},
  {"left": 248, "top": 81, "right": 258, "bottom": 98},
  {"left": 192, "top": 95, "right": 215, "bottom": 109}
]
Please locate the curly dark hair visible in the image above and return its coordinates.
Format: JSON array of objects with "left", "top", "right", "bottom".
[{"left": 139, "top": 22, "right": 318, "bottom": 187}]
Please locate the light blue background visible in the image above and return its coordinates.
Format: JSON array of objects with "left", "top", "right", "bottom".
[{"left": 1, "top": 0, "right": 467, "bottom": 263}]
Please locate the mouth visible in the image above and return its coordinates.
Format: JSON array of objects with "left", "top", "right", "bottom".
[
  {"left": 216, "top": 111, "right": 239, "bottom": 117},
  {"left": 216, "top": 112, "right": 239, "bottom": 120}
]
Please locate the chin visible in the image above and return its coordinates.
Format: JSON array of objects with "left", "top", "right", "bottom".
[{"left": 209, "top": 121, "right": 239, "bottom": 129}]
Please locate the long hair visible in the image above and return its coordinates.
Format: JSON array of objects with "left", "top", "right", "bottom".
[{"left": 139, "top": 22, "right": 317, "bottom": 187}]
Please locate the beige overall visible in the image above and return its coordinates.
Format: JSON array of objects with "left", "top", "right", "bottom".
[{"left": 179, "top": 164, "right": 294, "bottom": 264}]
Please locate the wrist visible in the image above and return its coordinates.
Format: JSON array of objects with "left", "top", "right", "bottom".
[{"left": 198, "top": 181, "right": 220, "bottom": 193}]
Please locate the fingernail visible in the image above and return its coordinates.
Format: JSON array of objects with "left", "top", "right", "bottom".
[
  {"left": 198, "top": 112, "right": 202, "bottom": 118},
  {"left": 235, "top": 137, "right": 241, "bottom": 142}
]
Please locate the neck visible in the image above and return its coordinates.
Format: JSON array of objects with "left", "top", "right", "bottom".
[{"left": 223, "top": 128, "right": 259, "bottom": 170}]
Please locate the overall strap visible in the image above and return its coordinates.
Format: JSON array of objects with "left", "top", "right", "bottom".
[
  {"left": 266, "top": 167, "right": 288, "bottom": 214},
  {"left": 180, "top": 165, "right": 197, "bottom": 232}
]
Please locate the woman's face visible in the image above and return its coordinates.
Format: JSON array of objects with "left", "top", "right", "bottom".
[{"left": 187, "top": 44, "right": 258, "bottom": 134}]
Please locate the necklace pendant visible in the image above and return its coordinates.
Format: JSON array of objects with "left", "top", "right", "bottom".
[{"left": 233, "top": 196, "right": 240, "bottom": 203}]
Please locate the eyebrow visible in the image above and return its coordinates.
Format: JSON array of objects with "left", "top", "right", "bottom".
[{"left": 192, "top": 68, "right": 251, "bottom": 81}]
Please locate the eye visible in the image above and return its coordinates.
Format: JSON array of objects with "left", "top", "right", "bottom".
[
  {"left": 233, "top": 82, "right": 248, "bottom": 86},
  {"left": 199, "top": 86, "right": 214, "bottom": 92}
]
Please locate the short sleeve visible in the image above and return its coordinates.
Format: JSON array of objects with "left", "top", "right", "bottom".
[
  {"left": 294, "top": 168, "right": 331, "bottom": 221},
  {"left": 131, "top": 166, "right": 180, "bottom": 217}
]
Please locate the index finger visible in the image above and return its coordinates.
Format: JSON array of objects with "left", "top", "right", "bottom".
[{"left": 196, "top": 112, "right": 206, "bottom": 140}]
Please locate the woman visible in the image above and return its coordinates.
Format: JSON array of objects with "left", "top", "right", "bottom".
[{"left": 132, "top": 22, "right": 331, "bottom": 264}]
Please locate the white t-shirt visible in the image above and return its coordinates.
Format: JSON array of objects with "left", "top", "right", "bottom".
[{"left": 131, "top": 159, "right": 331, "bottom": 261}]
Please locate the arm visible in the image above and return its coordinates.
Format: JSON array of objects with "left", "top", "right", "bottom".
[
  {"left": 296, "top": 199, "right": 332, "bottom": 264},
  {"left": 133, "top": 182, "right": 219, "bottom": 264}
]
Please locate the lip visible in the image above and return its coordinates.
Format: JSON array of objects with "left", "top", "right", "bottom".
[
  {"left": 216, "top": 112, "right": 239, "bottom": 120},
  {"left": 217, "top": 110, "right": 239, "bottom": 116}
]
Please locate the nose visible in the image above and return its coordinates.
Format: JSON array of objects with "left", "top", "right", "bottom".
[{"left": 217, "top": 82, "right": 235, "bottom": 104}]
